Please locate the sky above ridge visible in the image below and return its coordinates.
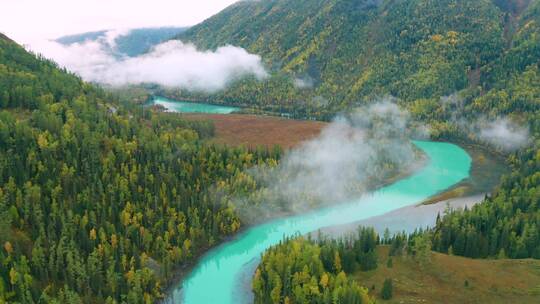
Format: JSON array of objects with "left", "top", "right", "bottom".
[
  {"left": 0, "top": 0, "right": 268, "bottom": 93},
  {"left": 1, "top": 0, "right": 238, "bottom": 43}
]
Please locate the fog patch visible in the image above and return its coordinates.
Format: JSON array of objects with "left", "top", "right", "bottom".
[
  {"left": 307, "top": 96, "right": 330, "bottom": 109},
  {"left": 477, "top": 118, "right": 529, "bottom": 151},
  {"left": 103, "top": 28, "right": 131, "bottom": 49},
  {"left": 233, "top": 100, "right": 428, "bottom": 222},
  {"left": 26, "top": 34, "right": 267, "bottom": 92},
  {"left": 440, "top": 94, "right": 462, "bottom": 106},
  {"left": 437, "top": 95, "right": 530, "bottom": 152},
  {"left": 293, "top": 76, "right": 314, "bottom": 89}
]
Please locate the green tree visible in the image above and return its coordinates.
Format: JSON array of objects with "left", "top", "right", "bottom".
[
  {"left": 411, "top": 234, "right": 432, "bottom": 266},
  {"left": 381, "top": 278, "right": 393, "bottom": 300}
]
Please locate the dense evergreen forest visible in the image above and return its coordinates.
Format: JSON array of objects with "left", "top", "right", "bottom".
[
  {"left": 252, "top": 229, "right": 431, "bottom": 303},
  {"left": 252, "top": 233, "right": 375, "bottom": 304},
  {"left": 0, "top": 34, "right": 281, "bottom": 303}
]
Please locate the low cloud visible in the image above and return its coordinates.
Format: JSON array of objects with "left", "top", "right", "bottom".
[
  {"left": 309, "top": 96, "right": 330, "bottom": 108},
  {"left": 477, "top": 118, "right": 529, "bottom": 151},
  {"left": 103, "top": 29, "right": 131, "bottom": 49},
  {"left": 293, "top": 76, "right": 314, "bottom": 89},
  {"left": 232, "top": 100, "right": 428, "bottom": 222},
  {"left": 438, "top": 95, "right": 530, "bottom": 152},
  {"left": 26, "top": 31, "right": 267, "bottom": 92}
]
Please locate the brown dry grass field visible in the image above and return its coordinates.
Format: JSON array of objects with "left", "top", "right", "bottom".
[
  {"left": 356, "top": 246, "right": 540, "bottom": 303},
  {"left": 184, "top": 113, "right": 326, "bottom": 149}
]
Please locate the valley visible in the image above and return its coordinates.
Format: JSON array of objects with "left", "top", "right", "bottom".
[
  {"left": 174, "top": 141, "right": 471, "bottom": 304},
  {"left": 1, "top": 0, "right": 540, "bottom": 303}
]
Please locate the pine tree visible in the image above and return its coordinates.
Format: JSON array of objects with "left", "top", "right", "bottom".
[{"left": 381, "top": 278, "right": 393, "bottom": 300}]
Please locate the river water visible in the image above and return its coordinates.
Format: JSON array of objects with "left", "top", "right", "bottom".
[
  {"left": 169, "top": 140, "right": 471, "bottom": 303},
  {"left": 149, "top": 96, "right": 239, "bottom": 114}
]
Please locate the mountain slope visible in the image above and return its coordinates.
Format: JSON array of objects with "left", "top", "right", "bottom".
[
  {"left": 174, "top": 0, "right": 515, "bottom": 111},
  {"left": 57, "top": 27, "right": 188, "bottom": 57},
  {"left": 177, "top": 0, "right": 540, "bottom": 285},
  {"left": 0, "top": 34, "right": 278, "bottom": 303},
  {"left": 170, "top": 0, "right": 540, "bottom": 120}
]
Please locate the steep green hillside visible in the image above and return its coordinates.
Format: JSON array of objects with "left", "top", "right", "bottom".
[
  {"left": 171, "top": 0, "right": 538, "bottom": 117},
  {"left": 423, "top": 0, "right": 540, "bottom": 261},
  {"left": 0, "top": 34, "right": 279, "bottom": 303}
]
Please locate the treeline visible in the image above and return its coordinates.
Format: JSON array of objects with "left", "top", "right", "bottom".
[
  {"left": 431, "top": 143, "right": 540, "bottom": 259},
  {"left": 252, "top": 229, "right": 377, "bottom": 304},
  {"left": 253, "top": 228, "right": 434, "bottom": 303},
  {"left": 427, "top": 0, "right": 540, "bottom": 260},
  {"left": 0, "top": 34, "right": 280, "bottom": 303}
]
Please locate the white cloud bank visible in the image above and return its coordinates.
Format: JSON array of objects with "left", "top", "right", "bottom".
[
  {"left": 27, "top": 32, "right": 267, "bottom": 92},
  {"left": 439, "top": 95, "right": 530, "bottom": 151},
  {"left": 477, "top": 117, "right": 530, "bottom": 151}
]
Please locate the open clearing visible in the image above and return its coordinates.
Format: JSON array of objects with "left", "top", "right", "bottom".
[
  {"left": 356, "top": 246, "right": 540, "bottom": 303},
  {"left": 184, "top": 113, "right": 326, "bottom": 149}
]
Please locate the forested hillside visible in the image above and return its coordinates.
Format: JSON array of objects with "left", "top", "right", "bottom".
[
  {"left": 0, "top": 34, "right": 279, "bottom": 303},
  {"left": 428, "top": 0, "right": 540, "bottom": 260},
  {"left": 255, "top": 230, "right": 540, "bottom": 303},
  {"left": 170, "top": 0, "right": 538, "bottom": 118}
]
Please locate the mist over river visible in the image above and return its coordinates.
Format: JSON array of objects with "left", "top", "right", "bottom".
[{"left": 169, "top": 141, "right": 471, "bottom": 304}]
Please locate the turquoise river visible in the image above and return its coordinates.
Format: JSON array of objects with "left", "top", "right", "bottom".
[
  {"left": 150, "top": 96, "right": 239, "bottom": 114},
  {"left": 171, "top": 141, "right": 471, "bottom": 304}
]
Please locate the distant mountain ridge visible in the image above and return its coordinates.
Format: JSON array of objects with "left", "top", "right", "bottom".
[
  {"left": 55, "top": 30, "right": 108, "bottom": 45},
  {"left": 56, "top": 26, "right": 188, "bottom": 57}
]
